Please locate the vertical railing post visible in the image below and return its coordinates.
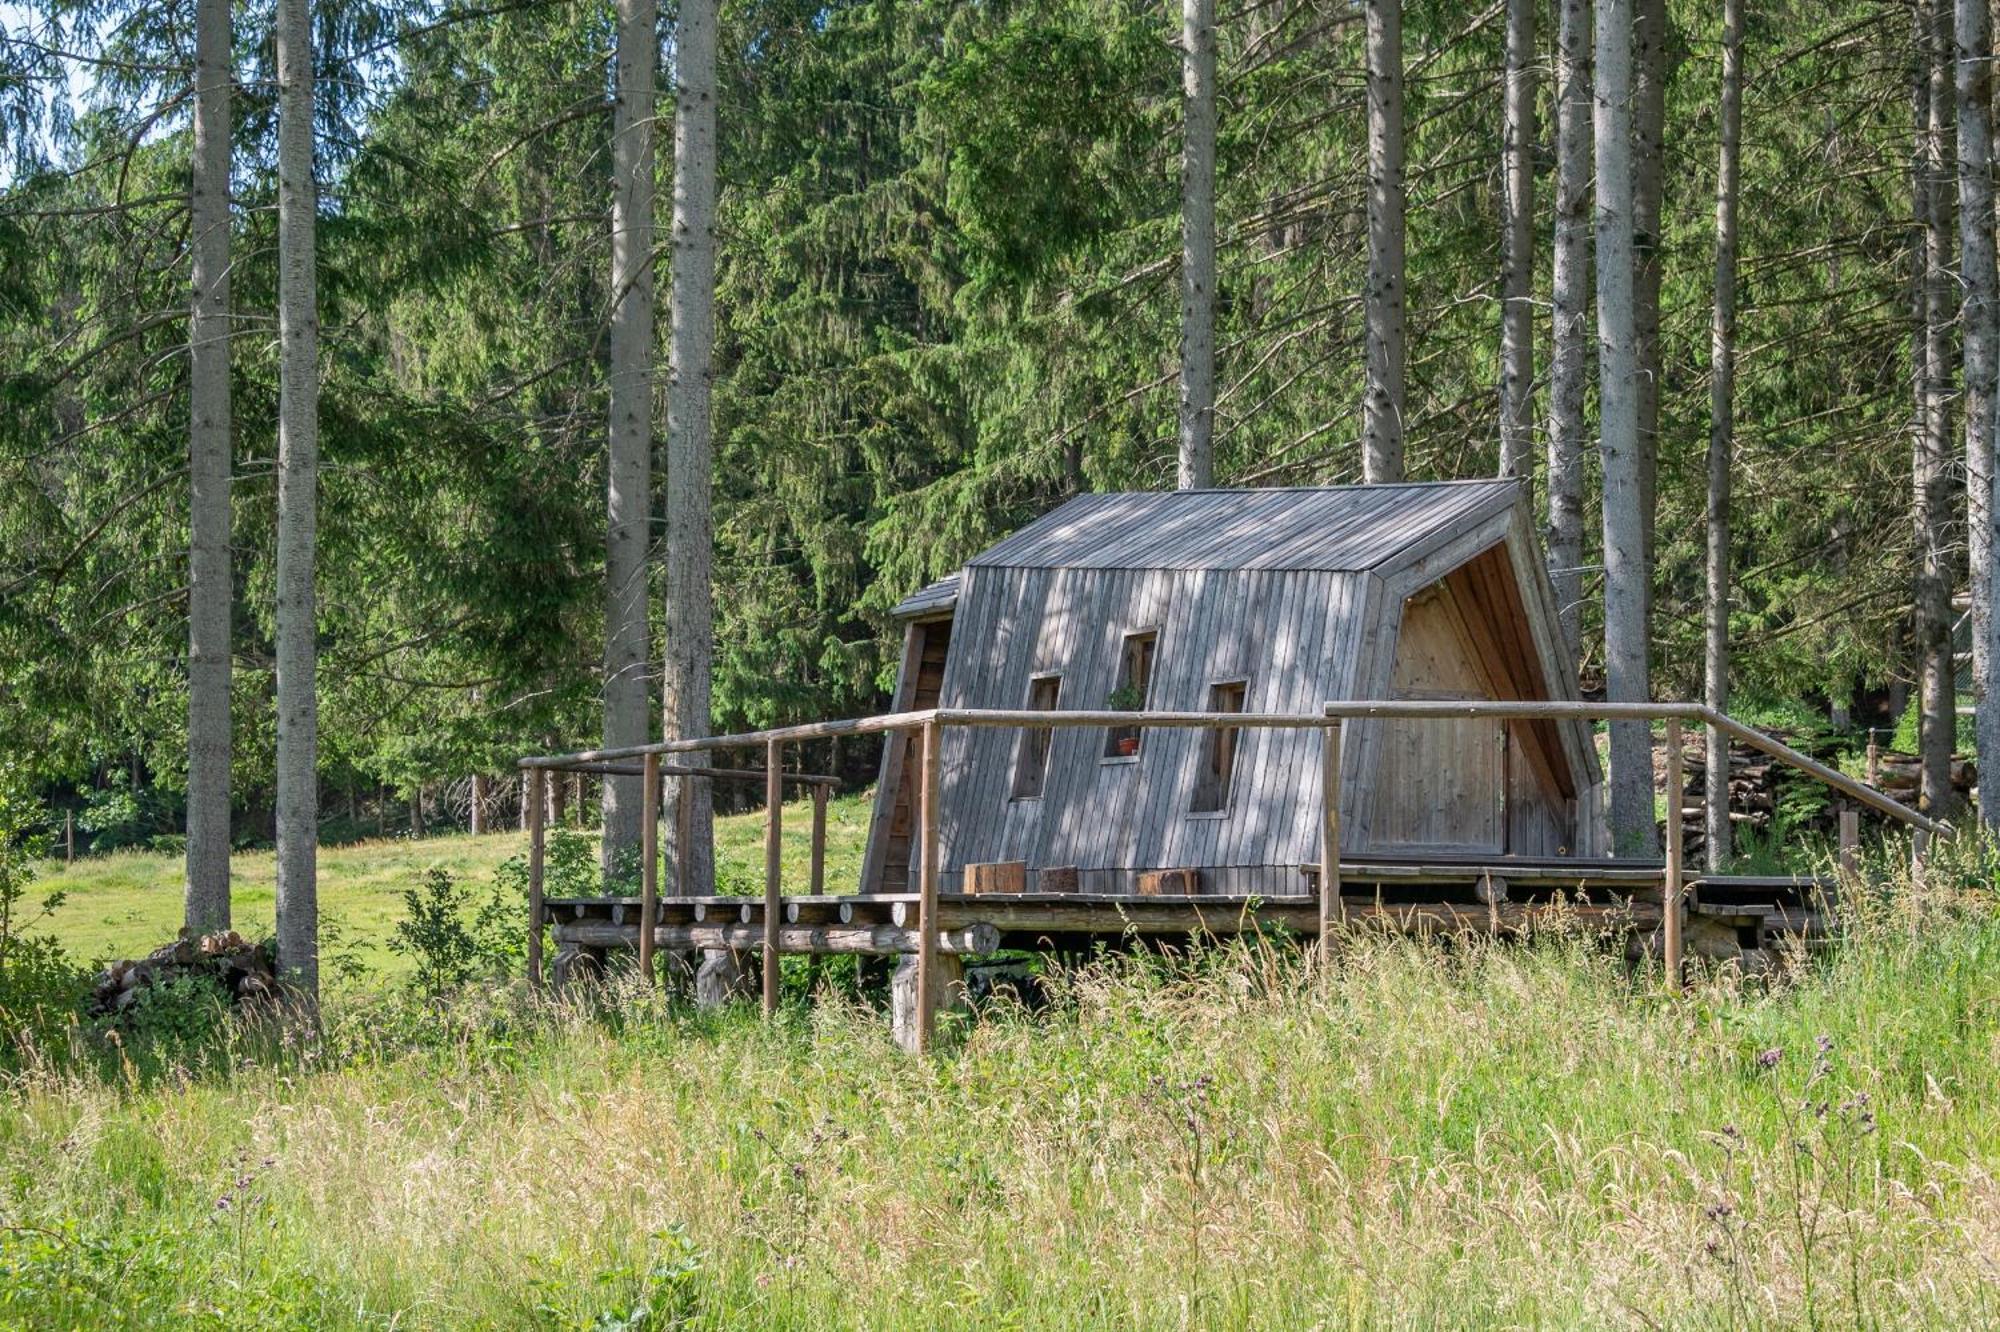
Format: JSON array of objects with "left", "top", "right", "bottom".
[
  {"left": 676, "top": 768, "right": 694, "bottom": 896},
  {"left": 1319, "top": 711, "right": 1343, "bottom": 959},
  {"left": 527, "top": 767, "right": 545, "bottom": 988},
  {"left": 1837, "top": 806, "right": 1860, "bottom": 887},
  {"left": 640, "top": 752, "right": 659, "bottom": 982},
  {"left": 764, "top": 737, "right": 783, "bottom": 1017},
  {"left": 810, "top": 781, "right": 828, "bottom": 896},
  {"left": 1865, "top": 729, "right": 1880, "bottom": 787},
  {"left": 916, "top": 720, "right": 942, "bottom": 1054},
  {"left": 1663, "top": 718, "right": 1685, "bottom": 991}
]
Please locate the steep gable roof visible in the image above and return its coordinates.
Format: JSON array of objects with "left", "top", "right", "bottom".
[{"left": 963, "top": 480, "right": 1523, "bottom": 575}]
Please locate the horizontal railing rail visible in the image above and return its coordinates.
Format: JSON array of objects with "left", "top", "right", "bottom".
[{"left": 518, "top": 699, "right": 1943, "bottom": 1050}]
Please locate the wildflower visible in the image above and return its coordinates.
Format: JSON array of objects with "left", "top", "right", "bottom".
[
  {"left": 1756, "top": 1047, "right": 1783, "bottom": 1069},
  {"left": 1816, "top": 1034, "right": 1834, "bottom": 1054}
]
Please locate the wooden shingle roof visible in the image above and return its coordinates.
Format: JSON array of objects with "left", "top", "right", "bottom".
[{"left": 964, "top": 480, "right": 1523, "bottom": 574}]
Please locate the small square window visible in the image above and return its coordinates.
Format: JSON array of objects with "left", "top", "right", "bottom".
[
  {"left": 1103, "top": 630, "right": 1158, "bottom": 759},
  {"left": 1191, "top": 681, "right": 1248, "bottom": 813},
  {"left": 1012, "top": 675, "right": 1062, "bottom": 799}
]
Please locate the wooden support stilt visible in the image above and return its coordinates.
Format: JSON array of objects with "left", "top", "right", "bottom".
[
  {"left": 1319, "top": 713, "right": 1343, "bottom": 958},
  {"left": 527, "top": 768, "right": 545, "bottom": 988},
  {"left": 640, "top": 753, "right": 659, "bottom": 982},
  {"left": 810, "top": 782, "right": 828, "bottom": 897},
  {"left": 676, "top": 771, "right": 694, "bottom": 896},
  {"left": 1663, "top": 718, "right": 1685, "bottom": 990},
  {"left": 1866, "top": 730, "right": 1880, "bottom": 787},
  {"left": 764, "top": 737, "right": 783, "bottom": 1017},
  {"left": 916, "top": 721, "right": 942, "bottom": 1053},
  {"left": 1837, "top": 806, "right": 1859, "bottom": 886},
  {"left": 64, "top": 809, "right": 74, "bottom": 864}
]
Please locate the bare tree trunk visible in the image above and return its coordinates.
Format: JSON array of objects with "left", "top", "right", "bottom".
[
  {"left": 1956, "top": 0, "right": 1998, "bottom": 833},
  {"left": 185, "top": 0, "right": 232, "bottom": 934},
  {"left": 1917, "top": 0, "right": 1956, "bottom": 818},
  {"left": 1547, "top": 0, "right": 1591, "bottom": 661},
  {"left": 1631, "top": 0, "right": 1666, "bottom": 633},
  {"left": 1497, "top": 0, "right": 1535, "bottom": 482},
  {"left": 1362, "top": 0, "right": 1405, "bottom": 482},
  {"left": 1595, "top": 0, "right": 1653, "bottom": 855},
  {"left": 601, "top": 0, "right": 657, "bottom": 872},
  {"left": 1177, "top": 0, "right": 1216, "bottom": 490},
  {"left": 274, "top": 0, "right": 319, "bottom": 1000},
  {"left": 664, "top": 0, "right": 718, "bottom": 894},
  {"left": 1703, "top": 0, "right": 1742, "bottom": 872}
]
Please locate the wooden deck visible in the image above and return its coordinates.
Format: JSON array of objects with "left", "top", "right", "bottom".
[{"left": 544, "top": 856, "right": 1837, "bottom": 965}]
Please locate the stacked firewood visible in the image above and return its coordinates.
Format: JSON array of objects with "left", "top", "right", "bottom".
[
  {"left": 1669, "top": 734, "right": 1784, "bottom": 865},
  {"left": 1664, "top": 732, "right": 1974, "bottom": 862},
  {"left": 91, "top": 931, "right": 282, "bottom": 1018},
  {"left": 1868, "top": 751, "right": 1976, "bottom": 803}
]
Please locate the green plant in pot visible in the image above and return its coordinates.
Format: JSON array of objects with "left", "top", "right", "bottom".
[{"left": 1106, "top": 682, "right": 1146, "bottom": 756}]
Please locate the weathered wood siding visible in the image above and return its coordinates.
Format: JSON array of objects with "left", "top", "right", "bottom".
[
  {"left": 928, "top": 565, "right": 1373, "bottom": 887},
  {"left": 865, "top": 482, "right": 1609, "bottom": 888},
  {"left": 1361, "top": 580, "right": 1574, "bottom": 855}
]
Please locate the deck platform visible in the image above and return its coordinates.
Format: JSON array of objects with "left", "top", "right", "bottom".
[{"left": 543, "top": 857, "right": 1837, "bottom": 967}]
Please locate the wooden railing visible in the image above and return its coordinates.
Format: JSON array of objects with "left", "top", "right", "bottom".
[{"left": 520, "top": 700, "right": 1945, "bottom": 1052}]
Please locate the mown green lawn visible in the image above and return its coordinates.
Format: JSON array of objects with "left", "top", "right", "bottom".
[{"left": 31, "top": 791, "right": 876, "bottom": 970}]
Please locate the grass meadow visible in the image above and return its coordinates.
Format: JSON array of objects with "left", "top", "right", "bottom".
[{"left": 3, "top": 813, "right": 1999, "bottom": 1327}]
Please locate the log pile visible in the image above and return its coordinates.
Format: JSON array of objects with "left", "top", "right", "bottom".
[
  {"left": 1666, "top": 733, "right": 1783, "bottom": 865},
  {"left": 1868, "top": 752, "right": 1976, "bottom": 803},
  {"left": 1665, "top": 731, "right": 1974, "bottom": 863},
  {"left": 90, "top": 931, "right": 281, "bottom": 1018}
]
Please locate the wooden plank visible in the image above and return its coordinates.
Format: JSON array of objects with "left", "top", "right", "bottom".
[
  {"left": 810, "top": 784, "right": 827, "bottom": 896},
  {"left": 1663, "top": 720, "right": 1684, "bottom": 990},
  {"left": 526, "top": 767, "right": 545, "bottom": 987},
  {"left": 556, "top": 921, "right": 1001, "bottom": 955},
  {"left": 916, "top": 720, "right": 942, "bottom": 1054},
  {"left": 640, "top": 753, "right": 659, "bottom": 982},
  {"left": 966, "top": 861, "right": 1028, "bottom": 895},
  {"left": 1136, "top": 868, "right": 1200, "bottom": 895},
  {"left": 1320, "top": 718, "right": 1343, "bottom": 952},
  {"left": 764, "top": 738, "right": 782, "bottom": 1017}
]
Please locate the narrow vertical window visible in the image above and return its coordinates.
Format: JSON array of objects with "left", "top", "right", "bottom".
[
  {"left": 1012, "top": 674, "right": 1062, "bottom": 799},
  {"left": 1190, "top": 680, "right": 1248, "bottom": 812},
  {"left": 1104, "top": 630, "right": 1159, "bottom": 758}
]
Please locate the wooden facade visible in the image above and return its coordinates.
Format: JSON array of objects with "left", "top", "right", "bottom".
[{"left": 864, "top": 481, "right": 1607, "bottom": 895}]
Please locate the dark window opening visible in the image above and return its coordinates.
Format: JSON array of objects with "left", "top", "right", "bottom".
[
  {"left": 1190, "top": 681, "right": 1249, "bottom": 812},
  {"left": 1103, "top": 630, "right": 1158, "bottom": 759},
  {"left": 1011, "top": 675, "right": 1062, "bottom": 799}
]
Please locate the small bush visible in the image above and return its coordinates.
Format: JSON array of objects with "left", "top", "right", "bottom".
[
  {"left": 0, "top": 770, "right": 86, "bottom": 1047},
  {"left": 389, "top": 868, "right": 479, "bottom": 1001},
  {"left": 116, "top": 972, "right": 231, "bottom": 1049}
]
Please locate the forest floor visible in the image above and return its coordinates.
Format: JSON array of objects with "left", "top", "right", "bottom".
[
  {"left": 31, "top": 791, "right": 876, "bottom": 971},
  {"left": 3, "top": 883, "right": 1998, "bottom": 1328}
]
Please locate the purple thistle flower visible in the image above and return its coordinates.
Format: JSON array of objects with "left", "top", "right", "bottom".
[{"left": 1757, "top": 1047, "right": 1783, "bottom": 1069}]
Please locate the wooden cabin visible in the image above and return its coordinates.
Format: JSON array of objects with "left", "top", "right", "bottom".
[{"left": 861, "top": 481, "right": 1607, "bottom": 896}]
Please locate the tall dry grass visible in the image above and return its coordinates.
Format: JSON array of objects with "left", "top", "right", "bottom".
[{"left": 3, "top": 867, "right": 1999, "bottom": 1328}]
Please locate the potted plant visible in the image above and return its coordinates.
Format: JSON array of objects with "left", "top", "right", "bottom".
[{"left": 1105, "top": 682, "right": 1145, "bottom": 757}]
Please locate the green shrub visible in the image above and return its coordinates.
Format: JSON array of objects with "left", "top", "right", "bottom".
[
  {"left": 0, "top": 770, "right": 85, "bottom": 1046},
  {"left": 116, "top": 972, "right": 231, "bottom": 1050},
  {"left": 389, "top": 867, "right": 479, "bottom": 1001}
]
